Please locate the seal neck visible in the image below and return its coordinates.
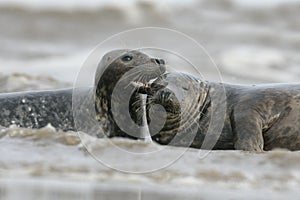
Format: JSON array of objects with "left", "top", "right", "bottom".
[{"left": 199, "top": 82, "right": 211, "bottom": 121}]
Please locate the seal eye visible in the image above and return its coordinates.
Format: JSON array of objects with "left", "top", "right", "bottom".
[{"left": 121, "top": 55, "right": 133, "bottom": 62}]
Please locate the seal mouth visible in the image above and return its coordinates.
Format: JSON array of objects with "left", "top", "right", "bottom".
[
  {"left": 155, "top": 91, "right": 181, "bottom": 115},
  {"left": 129, "top": 81, "right": 154, "bottom": 96},
  {"left": 130, "top": 81, "right": 149, "bottom": 89}
]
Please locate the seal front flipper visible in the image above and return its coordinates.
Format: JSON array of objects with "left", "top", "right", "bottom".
[{"left": 231, "top": 107, "right": 264, "bottom": 152}]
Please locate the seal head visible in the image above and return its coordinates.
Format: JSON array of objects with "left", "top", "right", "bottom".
[
  {"left": 145, "top": 72, "right": 209, "bottom": 147},
  {"left": 95, "top": 49, "right": 166, "bottom": 138}
]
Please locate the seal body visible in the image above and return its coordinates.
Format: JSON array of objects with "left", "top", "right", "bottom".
[
  {"left": 0, "top": 89, "right": 74, "bottom": 130},
  {"left": 145, "top": 72, "right": 300, "bottom": 151},
  {"left": 0, "top": 49, "right": 166, "bottom": 137}
]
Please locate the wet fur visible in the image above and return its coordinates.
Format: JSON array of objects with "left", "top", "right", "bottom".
[{"left": 144, "top": 72, "right": 300, "bottom": 151}]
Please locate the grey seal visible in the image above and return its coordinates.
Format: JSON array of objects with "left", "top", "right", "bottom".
[
  {"left": 141, "top": 72, "right": 300, "bottom": 151},
  {"left": 0, "top": 49, "right": 166, "bottom": 138}
]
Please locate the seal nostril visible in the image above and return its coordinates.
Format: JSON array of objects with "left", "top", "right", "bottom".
[
  {"left": 155, "top": 59, "right": 161, "bottom": 65},
  {"left": 152, "top": 58, "right": 165, "bottom": 65}
]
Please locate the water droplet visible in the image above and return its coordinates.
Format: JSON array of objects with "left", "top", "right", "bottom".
[{"left": 21, "top": 99, "right": 26, "bottom": 103}]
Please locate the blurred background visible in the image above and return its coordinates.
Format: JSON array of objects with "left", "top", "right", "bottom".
[{"left": 0, "top": 0, "right": 299, "bottom": 92}]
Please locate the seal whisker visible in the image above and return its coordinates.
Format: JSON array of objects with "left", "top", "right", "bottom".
[{"left": 121, "top": 69, "right": 145, "bottom": 82}]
